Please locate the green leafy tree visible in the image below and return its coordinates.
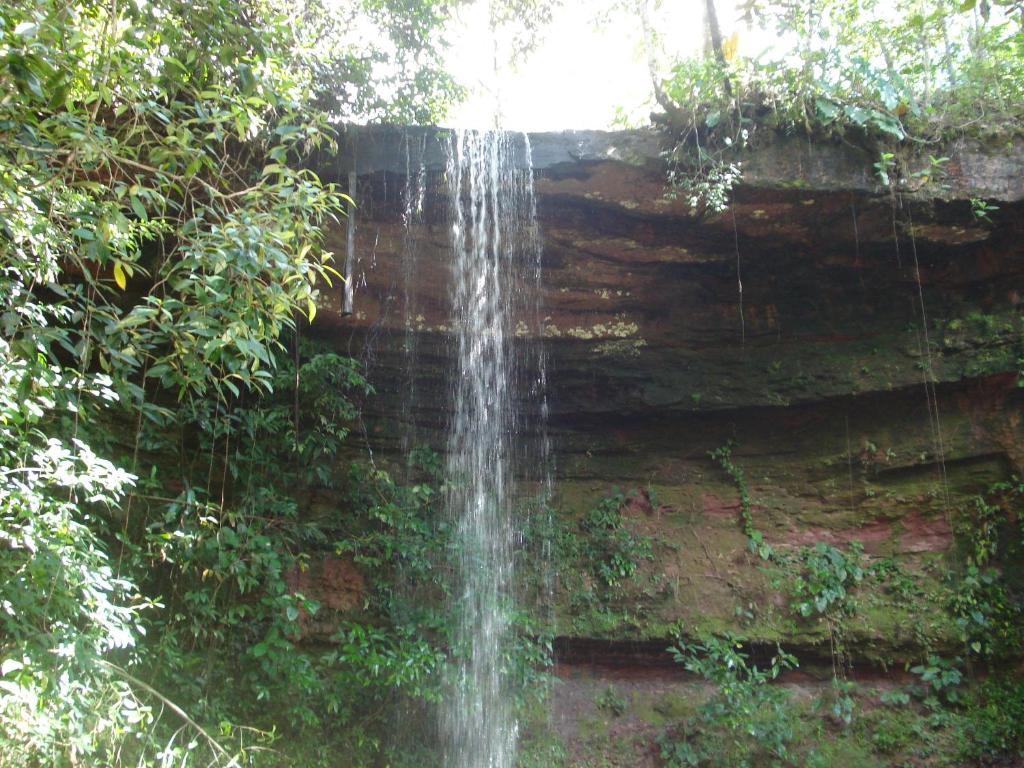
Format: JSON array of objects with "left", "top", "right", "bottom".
[{"left": 0, "top": 0, "right": 478, "bottom": 764}]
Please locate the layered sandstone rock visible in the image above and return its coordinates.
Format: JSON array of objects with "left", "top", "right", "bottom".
[{"left": 307, "top": 127, "right": 1024, "bottom": 666}]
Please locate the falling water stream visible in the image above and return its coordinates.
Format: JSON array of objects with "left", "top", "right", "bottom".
[
  {"left": 442, "top": 129, "right": 543, "bottom": 768},
  {"left": 399, "top": 132, "right": 428, "bottom": 462}
]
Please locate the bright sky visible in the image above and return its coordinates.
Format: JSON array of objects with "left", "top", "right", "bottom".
[{"left": 445, "top": 0, "right": 747, "bottom": 131}]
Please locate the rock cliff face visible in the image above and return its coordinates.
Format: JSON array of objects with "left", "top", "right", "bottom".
[{"left": 307, "top": 127, "right": 1023, "bottom": 757}]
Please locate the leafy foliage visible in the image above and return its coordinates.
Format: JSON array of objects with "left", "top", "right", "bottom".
[
  {"left": 0, "top": 0, "right": 487, "bottom": 764},
  {"left": 652, "top": 0, "right": 1024, "bottom": 210},
  {"left": 959, "top": 678, "right": 1024, "bottom": 763},
  {"left": 0, "top": 0, "right": 358, "bottom": 739},
  {"left": 273, "top": 0, "right": 467, "bottom": 122},
  {"left": 791, "top": 541, "right": 864, "bottom": 618},
  {"left": 944, "top": 481, "right": 1024, "bottom": 658},
  {"left": 910, "top": 655, "right": 964, "bottom": 705},
  {"left": 661, "top": 631, "right": 798, "bottom": 767},
  {"left": 576, "top": 491, "right": 654, "bottom": 588},
  {"left": 595, "top": 685, "right": 628, "bottom": 717}
]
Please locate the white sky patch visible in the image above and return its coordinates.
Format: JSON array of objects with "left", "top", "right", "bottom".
[{"left": 445, "top": 0, "right": 751, "bottom": 131}]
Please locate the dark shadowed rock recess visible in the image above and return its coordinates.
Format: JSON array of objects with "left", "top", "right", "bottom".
[{"left": 305, "top": 126, "right": 1024, "bottom": 681}]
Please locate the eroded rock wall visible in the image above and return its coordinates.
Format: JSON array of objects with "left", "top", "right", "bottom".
[{"left": 308, "top": 128, "right": 1024, "bottom": 668}]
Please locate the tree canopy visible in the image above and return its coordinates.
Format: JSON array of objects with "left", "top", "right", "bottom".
[{"left": 0, "top": 1, "right": 470, "bottom": 764}]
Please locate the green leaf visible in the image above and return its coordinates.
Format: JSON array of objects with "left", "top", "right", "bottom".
[
  {"left": 113, "top": 262, "right": 128, "bottom": 290},
  {"left": 13, "top": 22, "right": 39, "bottom": 39},
  {"left": 814, "top": 98, "right": 839, "bottom": 121},
  {"left": 21, "top": 69, "right": 44, "bottom": 99},
  {"left": 869, "top": 110, "right": 905, "bottom": 139},
  {"left": 238, "top": 62, "right": 256, "bottom": 94},
  {"left": 130, "top": 195, "right": 148, "bottom": 222},
  {"left": 845, "top": 105, "right": 870, "bottom": 126}
]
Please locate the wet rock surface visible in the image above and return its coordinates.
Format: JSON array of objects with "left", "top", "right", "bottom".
[{"left": 307, "top": 126, "right": 1024, "bottom": 667}]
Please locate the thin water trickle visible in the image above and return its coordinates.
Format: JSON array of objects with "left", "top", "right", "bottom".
[
  {"left": 399, "top": 132, "right": 428, "bottom": 462},
  {"left": 442, "top": 129, "right": 544, "bottom": 768}
]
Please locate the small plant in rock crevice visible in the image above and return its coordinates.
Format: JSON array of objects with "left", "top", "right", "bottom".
[
  {"left": 791, "top": 541, "right": 865, "bottom": 619},
  {"left": 576, "top": 491, "right": 654, "bottom": 589},
  {"left": 660, "top": 630, "right": 799, "bottom": 767},
  {"left": 970, "top": 197, "right": 999, "bottom": 222},
  {"left": 874, "top": 151, "right": 897, "bottom": 186},
  {"left": 595, "top": 685, "right": 628, "bottom": 717},
  {"left": 709, "top": 443, "right": 773, "bottom": 561},
  {"left": 910, "top": 654, "right": 964, "bottom": 706},
  {"left": 948, "top": 480, "right": 1024, "bottom": 658}
]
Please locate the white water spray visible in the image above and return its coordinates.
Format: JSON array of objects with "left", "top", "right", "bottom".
[{"left": 442, "top": 128, "right": 542, "bottom": 768}]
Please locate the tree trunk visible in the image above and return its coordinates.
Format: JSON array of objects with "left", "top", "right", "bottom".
[
  {"left": 704, "top": 0, "right": 733, "bottom": 96},
  {"left": 638, "top": 0, "right": 688, "bottom": 128}
]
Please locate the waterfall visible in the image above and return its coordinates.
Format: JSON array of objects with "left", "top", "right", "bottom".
[
  {"left": 442, "top": 129, "right": 543, "bottom": 768},
  {"left": 399, "top": 132, "right": 428, "bottom": 462}
]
